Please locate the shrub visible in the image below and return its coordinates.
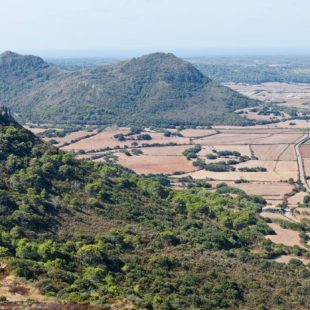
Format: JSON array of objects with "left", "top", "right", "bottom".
[
  {"left": 183, "top": 145, "right": 202, "bottom": 159},
  {"left": 114, "top": 134, "right": 126, "bottom": 141},
  {"left": 137, "top": 134, "right": 152, "bottom": 141},
  {"left": 206, "top": 153, "right": 217, "bottom": 160}
]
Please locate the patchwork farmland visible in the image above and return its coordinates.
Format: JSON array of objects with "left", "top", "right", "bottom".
[{"left": 26, "top": 118, "right": 310, "bottom": 252}]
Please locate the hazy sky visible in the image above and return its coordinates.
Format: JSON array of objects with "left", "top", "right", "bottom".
[{"left": 1, "top": 0, "right": 310, "bottom": 57}]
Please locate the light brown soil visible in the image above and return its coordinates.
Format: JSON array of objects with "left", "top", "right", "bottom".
[
  {"left": 303, "top": 158, "right": 310, "bottom": 177},
  {"left": 44, "top": 130, "right": 97, "bottom": 145},
  {"left": 198, "top": 145, "right": 252, "bottom": 157},
  {"left": 267, "top": 119, "right": 310, "bottom": 128},
  {"left": 278, "top": 145, "right": 296, "bottom": 161},
  {"left": 287, "top": 192, "right": 308, "bottom": 207},
  {"left": 0, "top": 274, "right": 51, "bottom": 303},
  {"left": 141, "top": 132, "right": 190, "bottom": 145},
  {"left": 194, "top": 133, "right": 302, "bottom": 145},
  {"left": 102, "top": 153, "right": 197, "bottom": 175},
  {"left": 214, "top": 125, "right": 302, "bottom": 131},
  {"left": 212, "top": 181, "right": 292, "bottom": 197},
  {"left": 274, "top": 161, "right": 298, "bottom": 180},
  {"left": 194, "top": 133, "right": 271, "bottom": 145},
  {"left": 275, "top": 255, "right": 310, "bottom": 265},
  {"left": 255, "top": 133, "right": 303, "bottom": 144},
  {"left": 140, "top": 145, "right": 189, "bottom": 156},
  {"left": 301, "top": 145, "right": 310, "bottom": 158},
  {"left": 178, "top": 165, "right": 296, "bottom": 182},
  {"left": 63, "top": 129, "right": 190, "bottom": 152},
  {"left": 24, "top": 126, "right": 59, "bottom": 134},
  {"left": 251, "top": 144, "right": 289, "bottom": 161},
  {"left": 180, "top": 128, "right": 217, "bottom": 138},
  {"left": 62, "top": 127, "right": 131, "bottom": 151},
  {"left": 266, "top": 223, "right": 305, "bottom": 248}
]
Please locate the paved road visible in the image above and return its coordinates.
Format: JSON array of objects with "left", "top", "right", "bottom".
[{"left": 295, "top": 133, "right": 310, "bottom": 192}]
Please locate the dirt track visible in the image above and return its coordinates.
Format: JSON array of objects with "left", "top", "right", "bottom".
[{"left": 295, "top": 134, "right": 310, "bottom": 192}]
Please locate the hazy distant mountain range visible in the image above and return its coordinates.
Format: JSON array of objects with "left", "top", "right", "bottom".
[{"left": 0, "top": 51, "right": 259, "bottom": 126}]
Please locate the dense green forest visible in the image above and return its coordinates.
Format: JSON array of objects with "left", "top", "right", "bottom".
[
  {"left": 189, "top": 56, "right": 310, "bottom": 84},
  {"left": 1, "top": 108, "right": 310, "bottom": 309},
  {"left": 0, "top": 51, "right": 259, "bottom": 126}
]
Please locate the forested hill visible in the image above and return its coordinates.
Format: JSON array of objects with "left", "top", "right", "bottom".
[
  {"left": 0, "top": 51, "right": 259, "bottom": 126},
  {"left": 1, "top": 108, "right": 310, "bottom": 308}
]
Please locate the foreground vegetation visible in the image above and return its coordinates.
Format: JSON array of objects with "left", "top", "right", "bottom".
[{"left": 1, "top": 108, "right": 310, "bottom": 309}]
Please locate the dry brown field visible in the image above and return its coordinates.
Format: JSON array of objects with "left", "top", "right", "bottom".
[
  {"left": 215, "top": 128, "right": 303, "bottom": 137},
  {"left": 267, "top": 119, "right": 310, "bottom": 128},
  {"left": 44, "top": 130, "right": 97, "bottom": 145},
  {"left": 62, "top": 129, "right": 190, "bottom": 152},
  {"left": 180, "top": 159, "right": 297, "bottom": 182},
  {"left": 0, "top": 274, "right": 50, "bottom": 303},
  {"left": 278, "top": 145, "right": 296, "bottom": 161},
  {"left": 255, "top": 133, "right": 302, "bottom": 144},
  {"left": 62, "top": 127, "right": 131, "bottom": 151},
  {"left": 301, "top": 145, "right": 310, "bottom": 158},
  {"left": 251, "top": 144, "right": 288, "bottom": 161},
  {"left": 194, "top": 133, "right": 271, "bottom": 145},
  {"left": 266, "top": 223, "right": 305, "bottom": 248},
  {"left": 143, "top": 132, "right": 190, "bottom": 145},
  {"left": 230, "top": 182, "right": 292, "bottom": 198},
  {"left": 180, "top": 128, "right": 217, "bottom": 138},
  {"left": 139, "top": 145, "right": 189, "bottom": 156},
  {"left": 275, "top": 255, "right": 310, "bottom": 264},
  {"left": 105, "top": 153, "right": 197, "bottom": 174},
  {"left": 287, "top": 192, "right": 308, "bottom": 207},
  {"left": 194, "top": 132, "right": 302, "bottom": 145},
  {"left": 274, "top": 161, "right": 299, "bottom": 180},
  {"left": 209, "top": 181, "right": 292, "bottom": 200},
  {"left": 24, "top": 126, "right": 59, "bottom": 134},
  {"left": 199, "top": 145, "right": 252, "bottom": 157}
]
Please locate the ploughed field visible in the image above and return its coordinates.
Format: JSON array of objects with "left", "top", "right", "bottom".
[{"left": 25, "top": 119, "right": 310, "bottom": 253}]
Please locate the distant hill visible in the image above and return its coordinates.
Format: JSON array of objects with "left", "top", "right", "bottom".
[
  {"left": 1, "top": 108, "right": 310, "bottom": 308},
  {"left": 0, "top": 51, "right": 259, "bottom": 126}
]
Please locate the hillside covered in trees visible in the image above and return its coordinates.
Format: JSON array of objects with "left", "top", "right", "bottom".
[
  {"left": 0, "top": 51, "right": 259, "bottom": 126},
  {"left": 0, "top": 107, "right": 310, "bottom": 309}
]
